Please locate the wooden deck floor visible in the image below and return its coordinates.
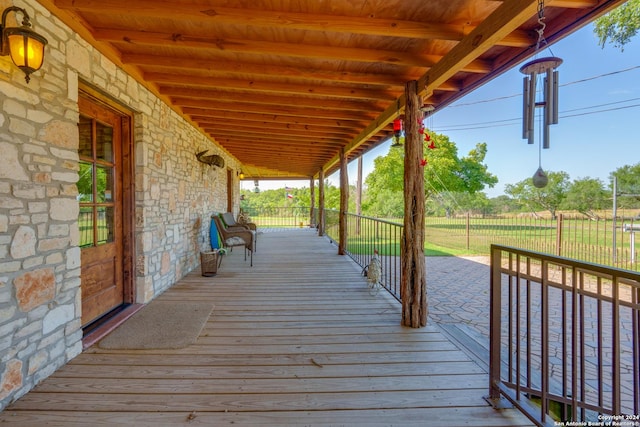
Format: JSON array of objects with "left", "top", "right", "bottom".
[{"left": 0, "top": 230, "right": 532, "bottom": 426}]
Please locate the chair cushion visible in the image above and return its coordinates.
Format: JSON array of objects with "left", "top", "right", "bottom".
[
  {"left": 221, "top": 212, "right": 236, "bottom": 227},
  {"left": 225, "top": 236, "right": 246, "bottom": 246}
]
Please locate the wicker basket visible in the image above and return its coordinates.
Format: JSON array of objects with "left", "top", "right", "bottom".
[{"left": 200, "top": 250, "right": 220, "bottom": 277}]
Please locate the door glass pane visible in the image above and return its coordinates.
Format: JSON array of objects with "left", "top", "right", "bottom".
[
  {"left": 78, "top": 162, "right": 93, "bottom": 202},
  {"left": 96, "top": 166, "right": 114, "bottom": 203},
  {"left": 96, "top": 121, "right": 114, "bottom": 163},
  {"left": 79, "top": 207, "right": 94, "bottom": 247},
  {"left": 97, "top": 206, "right": 115, "bottom": 245},
  {"left": 78, "top": 115, "right": 93, "bottom": 158}
]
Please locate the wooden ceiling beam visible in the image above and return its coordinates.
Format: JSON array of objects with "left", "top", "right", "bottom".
[
  {"left": 208, "top": 128, "right": 349, "bottom": 143},
  {"left": 180, "top": 103, "right": 376, "bottom": 122},
  {"left": 205, "top": 123, "right": 354, "bottom": 144},
  {"left": 184, "top": 109, "right": 369, "bottom": 127},
  {"left": 169, "top": 95, "right": 388, "bottom": 114},
  {"left": 198, "top": 119, "right": 356, "bottom": 137},
  {"left": 146, "top": 73, "right": 398, "bottom": 102},
  {"left": 55, "top": 0, "right": 533, "bottom": 47},
  {"left": 125, "top": 54, "right": 461, "bottom": 92},
  {"left": 93, "top": 29, "right": 493, "bottom": 73},
  {"left": 220, "top": 138, "right": 340, "bottom": 150}
]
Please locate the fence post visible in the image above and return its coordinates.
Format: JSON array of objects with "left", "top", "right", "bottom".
[
  {"left": 555, "top": 213, "right": 563, "bottom": 256},
  {"left": 466, "top": 212, "right": 470, "bottom": 250}
]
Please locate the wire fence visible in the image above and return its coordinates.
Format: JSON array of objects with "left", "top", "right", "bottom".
[
  {"left": 424, "top": 213, "right": 639, "bottom": 271},
  {"left": 243, "top": 207, "right": 639, "bottom": 272}
]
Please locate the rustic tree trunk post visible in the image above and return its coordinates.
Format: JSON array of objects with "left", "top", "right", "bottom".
[
  {"left": 401, "top": 80, "right": 427, "bottom": 328},
  {"left": 338, "top": 148, "right": 348, "bottom": 255},
  {"left": 309, "top": 177, "right": 316, "bottom": 227},
  {"left": 356, "top": 156, "right": 363, "bottom": 235},
  {"left": 318, "top": 169, "right": 325, "bottom": 236}
]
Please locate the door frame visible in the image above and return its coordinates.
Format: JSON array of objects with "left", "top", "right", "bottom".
[{"left": 79, "top": 83, "right": 136, "bottom": 314}]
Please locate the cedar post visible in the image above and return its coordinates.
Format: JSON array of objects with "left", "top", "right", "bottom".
[
  {"left": 401, "top": 80, "right": 428, "bottom": 328},
  {"left": 356, "top": 156, "right": 363, "bottom": 235},
  {"left": 318, "top": 169, "right": 325, "bottom": 236},
  {"left": 309, "top": 177, "right": 316, "bottom": 227},
  {"left": 338, "top": 148, "right": 348, "bottom": 255}
]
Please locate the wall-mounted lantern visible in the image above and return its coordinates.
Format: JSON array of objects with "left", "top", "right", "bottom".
[{"left": 1, "top": 6, "right": 48, "bottom": 83}]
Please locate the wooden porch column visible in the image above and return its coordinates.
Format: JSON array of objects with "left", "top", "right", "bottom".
[
  {"left": 338, "top": 148, "right": 348, "bottom": 255},
  {"left": 309, "top": 177, "right": 316, "bottom": 227},
  {"left": 401, "top": 80, "right": 427, "bottom": 328},
  {"left": 317, "top": 169, "right": 325, "bottom": 236},
  {"left": 355, "top": 156, "right": 363, "bottom": 235}
]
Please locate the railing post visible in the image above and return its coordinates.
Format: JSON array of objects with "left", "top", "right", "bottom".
[{"left": 485, "top": 245, "right": 512, "bottom": 409}]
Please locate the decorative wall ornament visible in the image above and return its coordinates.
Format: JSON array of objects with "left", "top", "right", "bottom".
[{"left": 195, "top": 150, "right": 225, "bottom": 168}]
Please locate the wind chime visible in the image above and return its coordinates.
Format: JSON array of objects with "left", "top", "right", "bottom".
[{"left": 520, "top": 0, "right": 562, "bottom": 188}]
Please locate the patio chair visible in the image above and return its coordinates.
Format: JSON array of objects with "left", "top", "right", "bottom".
[
  {"left": 220, "top": 212, "right": 257, "bottom": 232},
  {"left": 219, "top": 212, "right": 258, "bottom": 250},
  {"left": 212, "top": 215, "right": 254, "bottom": 266}
]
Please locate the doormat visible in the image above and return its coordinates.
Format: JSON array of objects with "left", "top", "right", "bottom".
[{"left": 98, "top": 301, "right": 213, "bottom": 350}]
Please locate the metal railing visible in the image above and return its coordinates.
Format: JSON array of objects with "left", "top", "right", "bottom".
[
  {"left": 343, "top": 212, "right": 403, "bottom": 301},
  {"left": 488, "top": 244, "right": 640, "bottom": 426},
  {"left": 303, "top": 208, "right": 403, "bottom": 301}
]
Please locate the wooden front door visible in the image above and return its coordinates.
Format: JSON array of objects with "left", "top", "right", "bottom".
[{"left": 78, "top": 96, "right": 126, "bottom": 326}]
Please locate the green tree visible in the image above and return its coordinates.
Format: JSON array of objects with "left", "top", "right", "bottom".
[
  {"left": 489, "top": 195, "right": 520, "bottom": 215},
  {"left": 610, "top": 162, "right": 640, "bottom": 208},
  {"left": 563, "top": 177, "right": 610, "bottom": 219},
  {"left": 504, "top": 171, "right": 571, "bottom": 219},
  {"left": 594, "top": 0, "right": 640, "bottom": 50},
  {"left": 364, "top": 132, "right": 497, "bottom": 217}
]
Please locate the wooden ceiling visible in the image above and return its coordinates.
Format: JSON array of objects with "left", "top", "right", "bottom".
[{"left": 41, "top": 0, "right": 624, "bottom": 180}]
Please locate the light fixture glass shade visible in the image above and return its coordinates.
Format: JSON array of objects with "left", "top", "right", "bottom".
[{"left": 5, "top": 26, "right": 47, "bottom": 80}]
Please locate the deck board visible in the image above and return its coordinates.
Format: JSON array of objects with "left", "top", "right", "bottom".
[{"left": 0, "top": 230, "right": 532, "bottom": 426}]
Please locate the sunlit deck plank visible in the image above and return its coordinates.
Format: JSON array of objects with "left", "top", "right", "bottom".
[{"left": 0, "top": 230, "right": 532, "bottom": 426}]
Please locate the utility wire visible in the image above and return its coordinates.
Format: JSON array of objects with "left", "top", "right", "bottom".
[
  {"left": 435, "top": 99, "right": 640, "bottom": 132},
  {"left": 447, "top": 65, "right": 640, "bottom": 108}
]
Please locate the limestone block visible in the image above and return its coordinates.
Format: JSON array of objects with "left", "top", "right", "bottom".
[
  {"left": 0, "top": 142, "right": 28, "bottom": 181},
  {"left": 38, "top": 120, "right": 79, "bottom": 149},
  {"left": 0, "top": 359, "right": 23, "bottom": 400},
  {"left": 10, "top": 226, "right": 37, "bottom": 259},
  {"left": 42, "top": 304, "right": 74, "bottom": 335},
  {"left": 50, "top": 198, "right": 78, "bottom": 221},
  {"left": 14, "top": 268, "right": 56, "bottom": 312}
]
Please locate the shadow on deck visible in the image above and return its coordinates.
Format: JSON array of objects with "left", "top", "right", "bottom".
[{"left": 0, "top": 230, "right": 532, "bottom": 426}]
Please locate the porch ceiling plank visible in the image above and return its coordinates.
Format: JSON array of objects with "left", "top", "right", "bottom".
[
  {"left": 0, "top": 231, "right": 533, "bottom": 425},
  {"left": 39, "top": 0, "right": 625, "bottom": 179}
]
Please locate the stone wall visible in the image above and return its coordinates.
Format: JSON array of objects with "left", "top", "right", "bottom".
[{"left": 0, "top": 0, "right": 239, "bottom": 410}]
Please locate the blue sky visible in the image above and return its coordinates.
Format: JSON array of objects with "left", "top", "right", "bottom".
[{"left": 243, "top": 23, "right": 640, "bottom": 197}]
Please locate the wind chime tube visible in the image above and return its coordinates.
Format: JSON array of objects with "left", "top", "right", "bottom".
[
  {"left": 522, "top": 77, "right": 530, "bottom": 140},
  {"left": 527, "top": 74, "right": 536, "bottom": 145},
  {"left": 543, "top": 73, "right": 551, "bottom": 149},
  {"left": 551, "top": 70, "right": 559, "bottom": 124}
]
